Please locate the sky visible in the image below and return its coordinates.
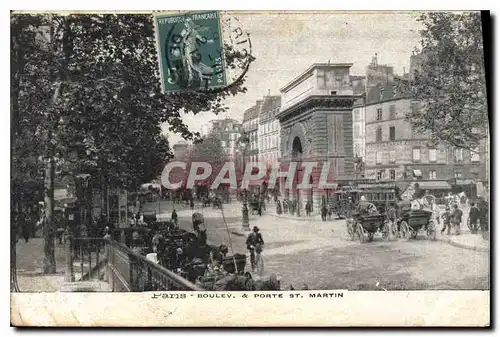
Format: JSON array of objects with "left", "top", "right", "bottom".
[{"left": 162, "top": 11, "right": 424, "bottom": 145}]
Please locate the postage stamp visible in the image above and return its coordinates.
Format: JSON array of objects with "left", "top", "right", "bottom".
[
  {"left": 154, "top": 11, "right": 227, "bottom": 92},
  {"left": 9, "top": 10, "right": 490, "bottom": 327}
]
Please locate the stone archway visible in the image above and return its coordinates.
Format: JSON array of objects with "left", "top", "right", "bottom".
[
  {"left": 291, "top": 136, "right": 303, "bottom": 216},
  {"left": 292, "top": 136, "right": 303, "bottom": 160}
]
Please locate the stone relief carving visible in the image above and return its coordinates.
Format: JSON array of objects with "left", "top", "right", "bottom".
[
  {"left": 301, "top": 118, "right": 314, "bottom": 156},
  {"left": 281, "top": 127, "right": 292, "bottom": 158}
]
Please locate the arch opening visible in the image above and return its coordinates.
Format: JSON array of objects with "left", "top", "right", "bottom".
[{"left": 292, "top": 137, "right": 303, "bottom": 160}]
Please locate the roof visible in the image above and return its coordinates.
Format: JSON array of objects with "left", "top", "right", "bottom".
[
  {"left": 259, "top": 95, "right": 281, "bottom": 115},
  {"left": 280, "top": 63, "right": 353, "bottom": 93},
  {"left": 365, "top": 83, "right": 409, "bottom": 105},
  {"left": 416, "top": 181, "right": 452, "bottom": 190}
]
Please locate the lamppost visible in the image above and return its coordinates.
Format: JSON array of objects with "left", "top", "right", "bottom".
[{"left": 238, "top": 134, "right": 250, "bottom": 231}]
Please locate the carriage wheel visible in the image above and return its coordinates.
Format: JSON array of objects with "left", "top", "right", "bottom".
[
  {"left": 466, "top": 217, "right": 474, "bottom": 232},
  {"left": 347, "top": 221, "right": 356, "bottom": 241},
  {"left": 356, "top": 223, "right": 365, "bottom": 243},
  {"left": 381, "top": 221, "right": 391, "bottom": 241},
  {"left": 367, "top": 232, "right": 375, "bottom": 242},
  {"left": 427, "top": 221, "right": 437, "bottom": 241},
  {"left": 399, "top": 221, "right": 410, "bottom": 240},
  {"left": 346, "top": 222, "right": 353, "bottom": 240},
  {"left": 411, "top": 230, "right": 418, "bottom": 239}
]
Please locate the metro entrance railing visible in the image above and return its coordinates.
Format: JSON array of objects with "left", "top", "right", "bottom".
[{"left": 65, "top": 236, "right": 202, "bottom": 291}]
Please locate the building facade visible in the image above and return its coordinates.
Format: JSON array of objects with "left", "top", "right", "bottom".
[
  {"left": 365, "top": 54, "right": 395, "bottom": 91},
  {"left": 242, "top": 102, "right": 261, "bottom": 163},
  {"left": 207, "top": 118, "right": 243, "bottom": 159},
  {"left": 352, "top": 96, "right": 366, "bottom": 160},
  {"left": 278, "top": 63, "right": 358, "bottom": 214},
  {"left": 172, "top": 140, "right": 190, "bottom": 160},
  {"left": 364, "top": 85, "right": 487, "bottom": 196},
  {"left": 258, "top": 94, "right": 281, "bottom": 169}
]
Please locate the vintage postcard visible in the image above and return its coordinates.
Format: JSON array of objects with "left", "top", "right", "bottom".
[{"left": 10, "top": 10, "right": 490, "bottom": 327}]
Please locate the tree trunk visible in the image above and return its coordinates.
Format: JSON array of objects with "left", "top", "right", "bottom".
[
  {"left": 103, "top": 176, "right": 109, "bottom": 222},
  {"left": 43, "top": 154, "right": 56, "bottom": 274}
]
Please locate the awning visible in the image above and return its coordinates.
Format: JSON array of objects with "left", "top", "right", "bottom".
[{"left": 416, "top": 181, "right": 452, "bottom": 190}]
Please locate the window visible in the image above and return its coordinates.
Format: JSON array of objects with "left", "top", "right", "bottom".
[
  {"left": 379, "top": 88, "right": 384, "bottom": 100},
  {"left": 411, "top": 102, "right": 420, "bottom": 114},
  {"left": 389, "top": 150, "right": 396, "bottom": 163},
  {"left": 429, "top": 170, "right": 437, "bottom": 180},
  {"left": 389, "top": 105, "right": 396, "bottom": 119},
  {"left": 471, "top": 147, "right": 480, "bottom": 162},
  {"left": 413, "top": 148, "right": 421, "bottom": 161},
  {"left": 389, "top": 169, "right": 396, "bottom": 180},
  {"left": 429, "top": 148, "right": 437, "bottom": 162},
  {"left": 376, "top": 152, "right": 382, "bottom": 164},
  {"left": 454, "top": 171, "right": 463, "bottom": 178},
  {"left": 376, "top": 108, "right": 383, "bottom": 121},
  {"left": 221, "top": 141, "right": 227, "bottom": 147},
  {"left": 389, "top": 126, "right": 395, "bottom": 141},
  {"left": 392, "top": 84, "right": 397, "bottom": 95},
  {"left": 376, "top": 127, "right": 383, "bottom": 142},
  {"left": 376, "top": 170, "right": 384, "bottom": 181},
  {"left": 455, "top": 148, "right": 463, "bottom": 162}
]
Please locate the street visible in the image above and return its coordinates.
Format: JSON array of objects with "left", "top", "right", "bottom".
[{"left": 147, "top": 200, "right": 489, "bottom": 290}]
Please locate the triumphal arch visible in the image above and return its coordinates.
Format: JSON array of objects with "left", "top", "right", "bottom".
[{"left": 277, "top": 63, "right": 359, "bottom": 214}]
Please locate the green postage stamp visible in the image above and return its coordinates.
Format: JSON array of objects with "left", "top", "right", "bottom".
[{"left": 154, "top": 11, "right": 227, "bottom": 93}]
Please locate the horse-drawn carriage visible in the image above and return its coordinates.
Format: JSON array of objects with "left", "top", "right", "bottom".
[
  {"left": 212, "top": 196, "right": 222, "bottom": 209},
  {"left": 346, "top": 212, "right": 390, "bottom": 243},
  {"left": 249, "top": 198, "right": 262, "bottom": 215},
  {"left": 397, "top": 209, "right": 436, "bottom": 240}
]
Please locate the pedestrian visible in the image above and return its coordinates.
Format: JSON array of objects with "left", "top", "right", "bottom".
[
  {"left": 477, "top": 197, "right": 489, "bottom": 232},
  {"left": 468, "top": 202, "right": 480, "bottom": 234},
  {"left": 450, "top": 204, "right": 463, "bottom": 235},
  {"left": 441, "top": 206, "right": 452, "bottom": 235},
  {"left": 171, "top": 209, "right": 178, "bottom": 228},
  {"left": 305, "top": 201, "right": 310, "bottom": 216},
  {"left": 321, "top": 204, "right": 328, "bottom": 221},
  {"left": 246, "top": 226, "right": 264, "bottom": 272},
  {"left": 276, "top": 199, "right": 282, "bottom": 215},
  {"left": 190, "top": 199, "right": 194, "bottom": 211},
  {"left": 103, "top": 226, "right": 112, "bottom": 240},
  {"left": 429, "top": 197, "right": 440, "bottom": 233}
]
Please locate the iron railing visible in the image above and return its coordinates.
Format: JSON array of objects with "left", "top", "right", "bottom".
[{"left": 67, "top": 236, "right": 202, "bottom": 292}]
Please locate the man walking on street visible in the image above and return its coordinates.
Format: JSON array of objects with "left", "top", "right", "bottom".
[
  {"left": 171, "top": 209, "right": 178, "bottom": 228},
  {"left": 246, "top": 226, "right": 264, "bottom": 272},
  {"left": 451, "top": 204, "right": 463, "bottom": 235},
  {"left": 321, "top": 204, "right": 328, "bottom": 221},
  {"left": 468, "top": 202, "right": 480, "bottom": 234},
  {"left": 441, "top": 206, "right": 452, "bottom": 235}
]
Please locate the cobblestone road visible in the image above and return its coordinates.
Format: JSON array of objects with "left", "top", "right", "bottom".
[{"left": 158, "top": 200, "right": 489, "bottom": 290}]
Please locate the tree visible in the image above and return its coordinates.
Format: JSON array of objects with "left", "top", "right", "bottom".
[
  {"left": 11, "top": 13, "right": 253, "bottom": 278},
  {"left": 400, "top": 12, "right": 488, "bottom": 152},
  {"left": 187, "top": 133, "right": 230, "bottom": 188}
]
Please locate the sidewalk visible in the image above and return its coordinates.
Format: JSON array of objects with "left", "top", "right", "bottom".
[
  {"left": 437, "top": 232, "right": 489, "bottom": 252},
  {"left": 267, "top": 211, "right": 328, "bottom": 223},
  {"left": 15, "top": 238, "right": 66, "bottom": 292}
]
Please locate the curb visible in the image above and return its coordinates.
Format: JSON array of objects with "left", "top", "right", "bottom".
[
  {"left": 436, "top": 236, "right": 489, "bottom": 252},
  {"left": 268, "top": 213, "right": 326, "bottom": 223}
]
